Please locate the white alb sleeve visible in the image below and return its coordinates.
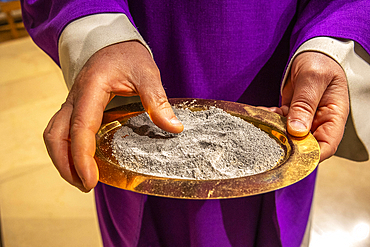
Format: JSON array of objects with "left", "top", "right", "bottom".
[{"left": 58, "top": 13, "right": 152, "bottom": 90}]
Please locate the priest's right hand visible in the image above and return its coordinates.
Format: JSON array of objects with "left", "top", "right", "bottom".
[{"left": 43, "top": 41, "right": 184, "bottom": 192}]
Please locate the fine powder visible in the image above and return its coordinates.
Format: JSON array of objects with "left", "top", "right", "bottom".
[{"left": 112, "top": 107, "right": 284, "bottom": 180}]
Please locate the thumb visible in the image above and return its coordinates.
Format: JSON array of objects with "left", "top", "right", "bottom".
[
  {"left": 286, "top": 103, "right": 314, "bottom": 137},
  {"left": 143, "top": 95, "right": 184, "bottom": 133},
  {"left": 284, "top": 73, "right": 326, "bottom": 138},
  {"left": 135, "top": 73, "right": 184, "bottom": 133},
  {"left": 107, "top": 40, "right": 184, "bottom": 133}
]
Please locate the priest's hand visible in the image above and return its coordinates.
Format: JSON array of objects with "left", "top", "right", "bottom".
[
  {"left": 43, "top": 41, "right": 184, "bottom": 192},
  {"left": 268, "top": 51, "right": 349, "bottom": 162}
]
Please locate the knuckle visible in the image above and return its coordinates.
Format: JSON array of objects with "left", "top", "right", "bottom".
[
  {"left": 146, "top": 88, "right": 169, "bottom": 108},
  {"left": 301, "top": 67, "right": 332, "bottom": 83},
  {"left": 114, "top": 63, "right": 161, "bottom": 93},
  {"left": 43, "top": 128, "right": 52, "bottom": 142},
  {"left": 330, "top": 145, "right": 338, "bottom": 156},
  {"left": 325, "top": 142, "right": 338, "bottom": 158},
  {"left": 290, "top": 99, "right": 316, "bottom": 116},
  {"left": 70, "top": 115, "right": 87, "bottom": 134},
  {"left": 146, "top": 93, "right": 171, "bottom": 116},
  {"left": 138, "top": 65, "right": 161, "bottom": 83},
  {"left": 155, "top": 96, "right": 171, "bottom": 110}
]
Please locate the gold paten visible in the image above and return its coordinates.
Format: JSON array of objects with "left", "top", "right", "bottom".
[{"left": 95, "top": 98, "right": 320, "bottom": 199}]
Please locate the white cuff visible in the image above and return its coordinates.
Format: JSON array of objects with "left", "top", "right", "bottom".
[
  {"left": 282, "top": 37, "right": 370, "bottom": 161},
  {"left": 58, "top": 13, "right": 152, "bottom": 90}
]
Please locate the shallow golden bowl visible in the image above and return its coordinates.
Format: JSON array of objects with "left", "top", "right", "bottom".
[{"left": 95, "top": 98, "right": 320, "bottom": 199}]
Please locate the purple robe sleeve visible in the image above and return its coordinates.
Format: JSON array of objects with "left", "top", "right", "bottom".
[
  {"left": 291, "top": 0, "right": 370, "bottom": 57},
  {"left": 20, "top": 0, "right": 135, "bottom": 64},
  {"left": 20, "top": 1, "right": 370, "bottom": 246}
]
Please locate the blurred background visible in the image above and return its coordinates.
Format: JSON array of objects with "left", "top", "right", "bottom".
[{"left": 1, "top": 1, "right": 370, "bottom": 246}]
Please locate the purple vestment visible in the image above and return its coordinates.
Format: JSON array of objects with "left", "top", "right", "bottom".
[{"left": 21, "top": 0, "right": 370, "bottom": 246}]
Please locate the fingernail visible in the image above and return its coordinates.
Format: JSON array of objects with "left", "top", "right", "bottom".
[
  {"left": 170, "top": 117, "right": 183, "bottom": 126},
  {"left": 289, "top": 120, "right": 307, "bottom": 132}
]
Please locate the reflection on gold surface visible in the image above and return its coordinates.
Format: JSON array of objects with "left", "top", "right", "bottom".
[{"left": 95, "top": 98, "right": 320, "bottom": 199}]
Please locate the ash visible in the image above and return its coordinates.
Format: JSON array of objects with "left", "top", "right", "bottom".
[{"left": 112, "top": 107, "right": 284, "bottom": 180}]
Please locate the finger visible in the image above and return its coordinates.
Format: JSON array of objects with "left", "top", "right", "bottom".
[
  {"left": 43, "top": 103, "right": 88, "bottom": 192},
  {"left": 259, "top": 106, "right": 289, "bottom": 117},
  {"left": 135, "top": 71, "right": 184, "bottom": 133},
  {"left": 281, "top": 76, "right": 294, "bottom": 106},
  {"left": 285, "top": 71, "right": 328, "bottom": 137},
  {"left": 103, "top": 41, "right": 184, "bottom": 134},
  {"left": 312, "top": 109, "right": 342, "bottom": 162},
  {"left": 313, "top": 109, "right": 347, "bottom": 162},
  {"left": 69, "top": 85, "right": 110, "bottom": 191},
  {"left": 143, "top": 94, "right": 184, "bottom": 133},
  {"left": 283, "top": 52, "right": 349, "bottom": 160},
  {"left": 311, "top": 90, "right": 349, "bottom": 161}
]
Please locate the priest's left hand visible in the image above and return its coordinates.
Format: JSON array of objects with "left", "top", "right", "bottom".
[{"left": 267, "top": 51, "right": 349, "bottom": 162}]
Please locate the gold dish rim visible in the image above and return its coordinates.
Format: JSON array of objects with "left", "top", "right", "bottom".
[{"left": 95, "top": 98, "right": 320, "bottom": 199}]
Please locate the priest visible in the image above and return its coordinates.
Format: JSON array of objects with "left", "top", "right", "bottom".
[{"left": 21, "top": 1, "right": 370, "bottom": 246}]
